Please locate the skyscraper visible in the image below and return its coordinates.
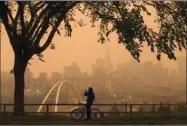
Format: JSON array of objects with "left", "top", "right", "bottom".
[
  {"left": 177, "top": 57, "right": 186, "bottom": 78},
  {"left": 64, "top": 62, "right": 82, "bottom": 79},
  {"left": 105, "top": 47, "right": 113, "bottom": 74},
  {"left": 39, "top": 72, "right": 48, "bottom": 94},
  {"left": 177, "top": 57, "right": 186, "bottom": 86},
  {"left": 25, "top": 68, "right": 33, "bottom": 90},
  {"left": 51, "top": 71, "right": 62, "bottom": 84}
]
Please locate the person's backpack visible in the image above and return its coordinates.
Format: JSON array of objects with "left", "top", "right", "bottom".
[{"left": 92, "top": 93, "right": 95, "bottom": 101}]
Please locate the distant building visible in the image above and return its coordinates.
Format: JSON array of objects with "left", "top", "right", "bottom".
[
  {"left": 116, "top": 62, "right": 126, "bottom": 70},
  {"left": 143, "top": 61, "right": 154, "bottom": 83},
  {"left": 92, "top": 58, "right": 107, "bottom": 77},
  {"left": 177, "top": 57, "right": 186, "bottom": 81},
  {"left": 96, "top": 58, "right": 106, "bottom": 69},
  {"left": 51, "top": 71, "right": 62, "bottom": 84},
  {"left": 91, "top": 64, "right": 96, "bottom": 76},
  {"left": 37, "top": 72, "right": 48, "bottom": 94},
  {"left": 113, "top": 68, "right": 129, "bottom": 79},
  {"left": 63, "top": 62, "right": 82, "bottom": 91},
  {"left": 105, "top": 47, "right": 113, "bottom": 74},
  {"left": 153, "top": 63, "right": 169, "bottom": 86},
  {"left": 117, "top": 59, "right": 143, "bottom": 78},
  {"left": 25, "top": 68, "right": 33, "bottom": 90},
  {"left": 1, "top": 71, "right": 14, "bottom": 95},
  {"left": 91, "top": 58, "right": 108, "bottom": 93},
  {"left": 169, "top": 69, "right": 177, "bottom": 77},
  {"left": 63, "top": 62, "right": 82, "bottom": 79}
]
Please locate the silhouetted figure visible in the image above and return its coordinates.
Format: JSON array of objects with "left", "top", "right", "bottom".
[{"left": 84, "top": 87, "right": 95, "bottom": 120}]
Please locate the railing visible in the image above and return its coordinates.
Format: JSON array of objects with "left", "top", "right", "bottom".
[{"left": 0, "top": 103, "right": 186, "bottom": 119}]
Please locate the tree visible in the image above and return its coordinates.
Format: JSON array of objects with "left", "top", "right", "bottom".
[
  {"left": 0, "top": 1, "right": 80, "bottom": 114},
  {"left": 0, "top": 1, "right": 186, "bottom": 114}
]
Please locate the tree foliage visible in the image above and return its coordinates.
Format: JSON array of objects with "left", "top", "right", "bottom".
[
  {"left": 0, "top": 1, "right": 80, "bottom": 62},
  {"left": 1, "top": 1, "right": 186, "bottom": 62},
  {"left": 79, "top": 1, "right": 187, "bottom": 61}
]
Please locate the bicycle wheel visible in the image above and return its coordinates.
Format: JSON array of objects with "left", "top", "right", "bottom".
[
  {"left": 91, "top": 108, "right": 101, "bottom": 120},
  {"left": 71, "top": 109, "right": 83, "bottom": 120}
]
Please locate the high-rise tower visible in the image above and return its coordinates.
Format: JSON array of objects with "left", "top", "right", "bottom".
[
  {"left": 105, "top": 47, "right": 113, "bottom": 93},
  {"left": 105, "top": 47, "right": 113, "bottom": 74}
]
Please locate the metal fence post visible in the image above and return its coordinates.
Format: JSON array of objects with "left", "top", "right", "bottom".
[
  {"left": 46, "top": 104, "right": 49, "bottom": 116},
  {"left": 125, "top": 103, "right": 127, "bottom": 115},
  {"left": 152, "top": 104, "right": 155, "bottom": 113},
  {"left": 139, "top": 105, "right": 142, "bottom": 116},
  {"left": 130, "top": 104, "right": 132, "bottom": 119},
  {"left": 167, "top": 104, "right": 170, "bottom": 116},
  {"left": 4, "top": 104, "right": 6, "bottom": 116}
]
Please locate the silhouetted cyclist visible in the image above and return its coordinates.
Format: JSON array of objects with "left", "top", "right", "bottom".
[{"left": 84, "top": 87, "right": 95, "bottom": 120}]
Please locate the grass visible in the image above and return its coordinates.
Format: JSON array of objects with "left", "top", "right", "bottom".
[{"left": 0, "top": 114, "right": 186, "bottom": 125}]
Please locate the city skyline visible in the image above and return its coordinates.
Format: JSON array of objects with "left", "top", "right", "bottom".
[
  {"left": 1, "top": 54, "right": 185, "bottom": 102},
  {"left": 1, "top": 54, "right": 186, "bottom": 78},
  {"left": 1, "top": 55, "right": 186, "bottom": 78},
  {"left": 1, "top": 55, "right": 186, "bottom": 80}
]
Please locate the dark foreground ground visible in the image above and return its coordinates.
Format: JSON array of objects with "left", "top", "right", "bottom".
[{"left": 0, "top": 115, "right": 186, "bottom": 125}]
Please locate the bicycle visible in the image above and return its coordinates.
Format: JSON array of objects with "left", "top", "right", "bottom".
[{"left": 71, "top": 101, "right": 101, "bottom": 120}]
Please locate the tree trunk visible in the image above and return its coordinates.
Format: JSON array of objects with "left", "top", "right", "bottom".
[{"left": 13, "top": 53, "right": 28, "bottom": 115}]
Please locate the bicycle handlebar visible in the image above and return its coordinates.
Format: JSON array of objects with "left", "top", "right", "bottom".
[
  {"left": 77, "top": 100, "right": 80, "bottom": 104},
  {"left": 77, "top": 100, "right": 86, "bottom": 105}
]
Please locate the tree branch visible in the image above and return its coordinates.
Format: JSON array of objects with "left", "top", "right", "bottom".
[
  {"left": 0, "top": 2, "right": 17, "bottom": 51},
  {"left": 26, "top": 2, "right": 47, "bottom": 33},
  {"left": 113, "top": 2, "right": 126, "bottom": 22},
  {"left": 6, "top": 7, "right": 14, "bottom": 24},
  {"left": 18, "top": 2, "right": 25, "bottom": 36},
  {"left": 35, "top": 16, "right": 63, "bottom": 54},
  {"left": 34, "top": 2, "right": 81, "bottom": 54},
  {"left": 31, "top": 21, "right": 44, "bottom": 43},
  {"left": 26, "top": 4, "right": 51, "bottom": 39},
  {"left": 143, "top": 1, "right": 179, "bottom": 15},
  {"left": 33, "top": 10, "right": 53, "bottom": 47},
  {"left": 35, "top": 2, "right": 46, "bottom": 12},
  {"left": 26, "top": 3, "right": 35, "bottom": 33},
  {"left": 33, "top": 1, "right": 43, "bottom": 9},
  {"left": 0, "top": 2, "right": 18, "bottom": 37},
  {"left": 14, "top": 2, "right": 21, "bottom": 33},
  {"left": 3, "top": 2, "right": 20, "bottom": 38}
]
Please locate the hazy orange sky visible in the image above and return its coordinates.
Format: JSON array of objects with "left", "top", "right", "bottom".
[{"left": 0, "top": 5, "right": 186, "bottom": 77}]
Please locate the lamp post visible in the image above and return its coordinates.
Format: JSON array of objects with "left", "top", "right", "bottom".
[
  {"left": 114, "top": 94, "right": 116, "bottom": 102},
  {"left": 32, "top": 81, "right": 35, "bottom": 94},
  {"left": 122, "top": 98, "right": 125, "bottom": 112}
]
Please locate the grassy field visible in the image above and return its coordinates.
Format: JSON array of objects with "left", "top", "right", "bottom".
[{"left": 0, "top": 114, "right": 186, "bottom": 125}]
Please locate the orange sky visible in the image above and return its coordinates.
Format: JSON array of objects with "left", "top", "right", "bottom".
[{"left": 0, "top": 5, "right": 186, "bottom": 77}]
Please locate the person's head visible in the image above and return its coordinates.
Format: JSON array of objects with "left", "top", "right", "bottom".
[{"left": 88, "top": 87, "right": 93, "bottom": 92}]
